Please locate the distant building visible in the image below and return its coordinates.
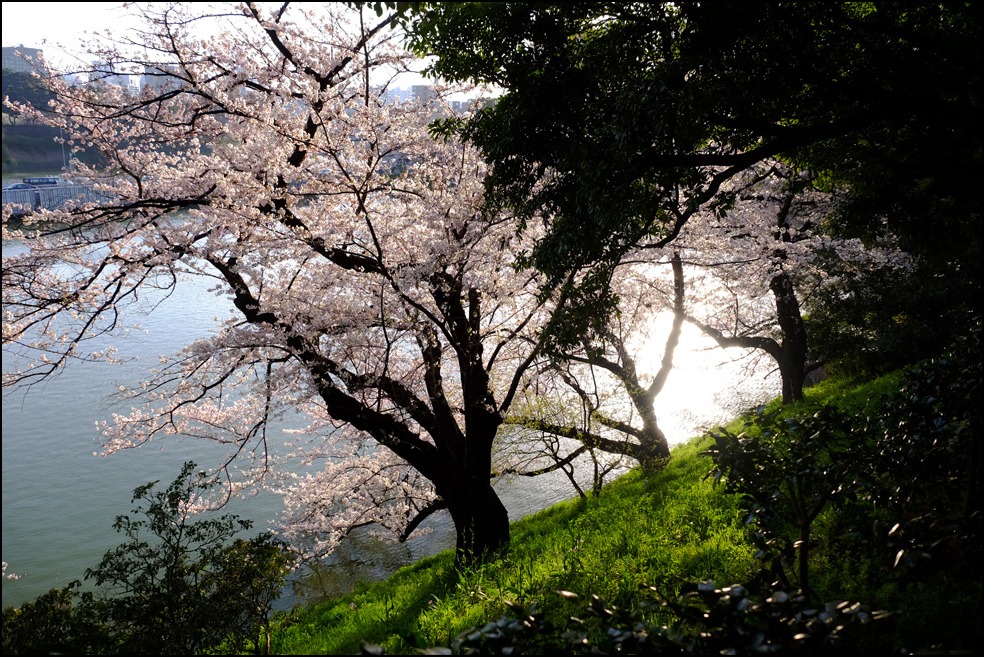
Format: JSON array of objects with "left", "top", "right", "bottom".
[
  {"left": 88, "top": 58, "right": 141, "bottom": 94},
  {"left": 380, "top": 84, "right": 493, "bottom": 120},
  {"left": 383, "top": 84, "right": 437, "bottom": 106},
  {"left": 140, "top": 63, "right": 183, "bottom": 93},
  {"left": 410, "top": 84, "right": 435, "bottom": 103},
  {"left": 2, "top": 46, "right": 48, "bottom": 75},
  {"left": 383, "top": 86, "right": 414, "bottom": 104}
]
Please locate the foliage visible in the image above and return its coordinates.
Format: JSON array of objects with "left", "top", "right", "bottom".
[
  {"left": 387, "top": 580, "right": 884, "bottom": 655},
  {"left": 805, "top": 264, "right": 927, "bottom": 376},
  {"left": 857, "top": 318, "right": 981, "bottom": 578},
  {"left": 2, "top": 583, "right": 113, "bottom": 655},
  {"left": 775, "top": 3, "right": 982, "bottom": 371},
  {"left": 1, "top": 461, "right": 292, "bottom": 655},
  {"left": 409, "top": 2, "right": 717, "bottom": 329},
  {"left": 701, "top": 320, "right": 981, "bottom": 648},
  {"left": 82, "top": 461, "right": 293, "bottom": 654},
  {"left": 805, "top": 255, "right": 979, "bottom": 378},
  {"left": 794, "top": 3, "right": 981, "bottom": 305},
  {"left": 1, "top": 69, "right": 56, "bottom": 120},
  {"left": 701, "top": 319, "right": 980, "bottom": 598},
  {"left": 703, "top": 404, "right": 858, "bottom": 594}
]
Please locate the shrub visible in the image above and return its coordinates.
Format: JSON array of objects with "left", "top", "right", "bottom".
[{"left": 2, "top": 461, "right": 294, "bottom": 655}]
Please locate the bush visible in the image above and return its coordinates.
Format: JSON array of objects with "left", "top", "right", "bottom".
[
  {"left": 2, "top": 461, "right": 294, "bottom": 655},
  {"left": 2, "top": 583, "right": 113, "bottom": 655}
]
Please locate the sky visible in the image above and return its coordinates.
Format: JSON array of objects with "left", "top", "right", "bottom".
[
  {"left": 1, "top": 2, "right": 431, "bottom": 86},
  {"left": 2, "top": 2, "right": 142, "bottom": 70}
]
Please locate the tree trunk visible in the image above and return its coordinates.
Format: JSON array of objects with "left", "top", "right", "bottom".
[
  {"left": 444, "top": 371, "right": 511, "bottom": 563},
  {"left": 770, "top": 272, "right": 808, "bottom": 404},
  {"left": 635, "top": 423, "right": 671, "bottom": 474},
  {"left": 445, "top": 479, "right": 511, "bottom": 563},
  {"left": 635, "top": 251, "right": 680, "bottom": 473}
]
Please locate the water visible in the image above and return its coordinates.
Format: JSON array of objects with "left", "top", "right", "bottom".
[{"left": 1, "top": 239, "right": 778, "bottom": 609}]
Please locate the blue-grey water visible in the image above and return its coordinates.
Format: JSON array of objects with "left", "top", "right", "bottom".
[{"left": 1, "top": 238, "right": 778, "bottom": 610}]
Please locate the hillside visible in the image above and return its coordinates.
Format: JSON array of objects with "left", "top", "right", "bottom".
[
  {"left": 2, "top": 124, "right": 67, "bottom": 173},
  {"left": 267, "top": 351, "right": 982, "bottom": 655}
]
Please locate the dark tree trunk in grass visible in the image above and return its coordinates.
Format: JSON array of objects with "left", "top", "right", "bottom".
[
  {"left": 445, "top": 477, "right": 511, "bottom": 560},
  {"left": 451, "top": 396, "right": 511, "bottom": 560},
  {"left": 770, "top": 271, "right": 808, "bottom": 404}
]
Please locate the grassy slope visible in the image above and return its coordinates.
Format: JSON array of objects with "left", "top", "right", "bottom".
[
  {"left": 270, "top": 440, "right": 755, "bottom": 655},
  {"left": 268, "top": 373, "right": 980, "bottom": 654}
]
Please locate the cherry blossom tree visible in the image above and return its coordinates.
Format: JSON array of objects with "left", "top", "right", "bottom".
[
  {"left": 671, "top": 162, "right": 914, "bottom": 403},
  {"left": 2, "top": 3, "right": 560, "bottom": 563},
  {"left": 501, "top": 253, "right": 685, "bottom": 481},
  {"left": 494, "top": 160, "right": 913, "bottom": 482}
]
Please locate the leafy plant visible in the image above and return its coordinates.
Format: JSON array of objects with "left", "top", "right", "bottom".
[
  {"left": 857, "top": 320, "right": 981, "bottom": 579},
  {"left": 2, "top": 461, "right": 293, "bottom": 655},
  {"left": 702, "top": 404, "right": 857, "bottom": 594},
  {"left": 2, "top": 583, "right": 112, "bottom": 655},
  {"left": 360, "top": 580, "right": 886, "bottom": 655}
]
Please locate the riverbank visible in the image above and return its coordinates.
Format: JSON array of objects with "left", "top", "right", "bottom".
[
  {"left": 1, "top": 126, "right": 102, "bottom": 174},
  {"left": 2, "top": 126, "right": 69, "bottom": 173}
]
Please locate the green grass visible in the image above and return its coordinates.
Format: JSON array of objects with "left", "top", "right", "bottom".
[
  {"left": 269, "top": 437, "right": 757, "bottom": 655},
  {"left": 266, "top": 371, "right": 980, "bottom": 654}
]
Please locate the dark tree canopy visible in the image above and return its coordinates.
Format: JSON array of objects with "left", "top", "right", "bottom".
[{"left": 406, "top": 1, "right": 982, "bottom": 360}]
